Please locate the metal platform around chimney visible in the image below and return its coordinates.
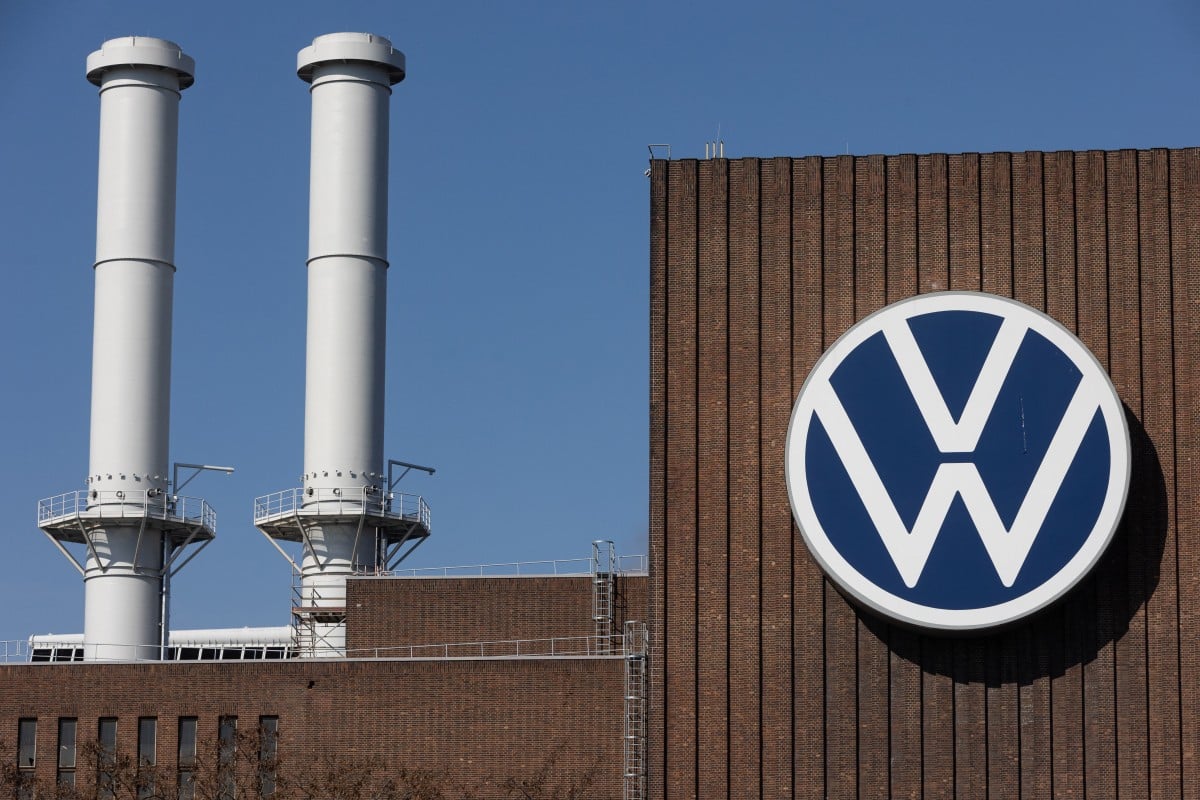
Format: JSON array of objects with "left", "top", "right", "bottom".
[
  {"left": 38, "top": 490, "right": 217, "bottom": 547},
  {"left": 253, "top": 486, "right": 430, "bottom": 552},
  {"left": 37, "top": 489, "right": 217, "bottom": 580}
]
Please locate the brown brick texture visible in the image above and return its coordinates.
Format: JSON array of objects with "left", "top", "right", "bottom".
[
  {"left": 346, "top": 575, "right": 647, "bottom": 652},
  {"left": 648, "top": 149, "right": 1196, "bottom": 799},
  {"left": 0, "top": 658, "right": 624, "bottom": 799}
]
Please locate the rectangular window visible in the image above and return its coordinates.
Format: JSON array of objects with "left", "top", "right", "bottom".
[
  {"left": 178, "top": 717, "right": 197, "bottom": 767},
  {"left": 57, "top": 718, "right": 77, "bottom": 786},
  {"left": 99, "top": 718, "right": 117, "bottom": 752},
  {"left": 17, "top": 719, "right": 36, "bottom": 769},
  {"left": 179, "top": 770, "right": 195, "bottom": 800},
  {"left": 98, "top": 718, "right": 117, "bottom": 800},
  {"left": 138, "top": 718, "right": 157, "bottom": 767},
  {"left": 218, "top": 716, "right": 237, "bottom": 800},
  {"left": 257, "top": 717, "right": 278, "bottom": 797},
  {"left": 178, "top": 717, "right": 198, "bottom": 800},
  {"left": 138, "top": 718, "right": 157, "bottom": 800},
  {"left": 17, "top": 719, "right": 36, "bottom": 800}
]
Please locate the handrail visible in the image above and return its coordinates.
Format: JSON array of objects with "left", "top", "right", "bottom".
[
  {"left": 342, "top": 634, "right": 627, "bottom": 660},
  {"left": 37, "top": 490, "right": 216, "bottom": 532},
  {"left": 4, "top": 639, "right": 168, "bottom": 663},
  {"left": 253, "top": 486, "right": 430, "bottom": 529},
  {"left": 1, "top": 633, "right": 631, "bottom": 663},
  {"left": 380, "top": 554, "right": 648, "bottom": 578}
]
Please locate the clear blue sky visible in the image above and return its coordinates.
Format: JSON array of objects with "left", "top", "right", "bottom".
[{"left": 1, "top": 0, "right": 1198, "bottom": 642}]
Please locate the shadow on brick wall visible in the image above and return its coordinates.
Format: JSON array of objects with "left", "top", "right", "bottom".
[{"left": 863, "top": 406, "right": 1168, "bottom": 684}]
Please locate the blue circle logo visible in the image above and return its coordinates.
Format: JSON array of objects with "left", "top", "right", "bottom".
[{"left": 785, "top": 293, "right": 1130, "bottom": 631}]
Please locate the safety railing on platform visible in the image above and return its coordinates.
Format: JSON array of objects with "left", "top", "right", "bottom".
[
  {"left": 4, "top": 639, "right": 168, "bottom": 663},
  {"left": 0, "top": 639, "right": 35, "bottom": 662},
  {"left": 381, "top": 553, "right": 647, "bottom": 578},
  {"left": 342, "top": 634, "right": 627, "bottom": 659},
  {"left": 38, "top": 490, "right": 216, "bottom": 531},
  {"left": 253, "top": 486, "right": 429, "bottom": 528},
  {"left": 0, "top": 634, "right": 629, "bottom": 663}
]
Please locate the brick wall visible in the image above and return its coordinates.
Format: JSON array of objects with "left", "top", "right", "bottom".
[
  {"left": 649, "top": 149, "right": 1198, "bottom": 799},
  {"left": 345, "top": 574, "right": 647, "bottom": 652},
  {"left": 0, "top": 657, "right": 624, "bottom": 799}
]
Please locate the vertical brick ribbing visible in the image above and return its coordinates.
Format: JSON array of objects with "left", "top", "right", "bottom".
[
  {"left": 1107, "top": 149, "right": 1149, "bottom": 800},
  {"left": 948, "top": 153, "right": 988, "bottom": 800},
  {"left": 727, "top": 159, "right": 761, "bottom": 798},
  {"left": 758, "top": 157, "right": 793, "bottom": 798},
  {"left": 822, "top": 155, "right": 857, "bottom": 799},
  {"left": 696, "top": 158, "right": 729, "bottom": 800},
  {"left": 1011, "top": 151, "right": 1054, "bottom": 800},
  {"left": 916, "top": 153, "right": 955, "bottom": 800},
  {"left": 650, "top": 148, "right": 1194, "bottom": 800},
  {"left": 791, "top": 157, "right": 826, "bottom": 800},
  {"left": 981, "top": 153, "right": 1014, "bottom": 296},
  {"left": 1169, "top": 149, "right": 1200, "bottom": 794},
  {"left": 1044, "top": 149, "right": 1085, "bottom": 800},
  {"left": 948, "top": 153, "right": 983, "bottom": 291},
  {"left": 1012, "top": 151, "right": 1047, "bottom": 310},
  {"left": 885, "top": 154, "right": 920, "bottom": 301},
  {"left": 1139, "top": 149, "right": 1182, "bottom": 800},
  {"left": 854, "top": 154, "right": 890, "bottom": 800},
  {"left": 1075, "top": 150, "right": 1118, "bottom": 800},
  {"left": 885, "top": 154, "right": 922, "bottom": 800},
  {"left": 663, "top": 159, "right": 698, "bottom": 800},
  {"left": 980, "top": 151, "right": 1020, "bottom": 800},
  {"left": 647, "top": 158, "right": 668, "bottom": 800}
]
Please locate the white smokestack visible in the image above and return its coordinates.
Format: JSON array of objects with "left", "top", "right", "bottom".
[
  {"left": 38, "top": 37, "right": 217, "bottom": 661},
  {"left": 255, "top": 33, "right": 430, "bottom": 657}
]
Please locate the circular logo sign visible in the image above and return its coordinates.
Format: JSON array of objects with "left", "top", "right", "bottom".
[{"left": 785, "top": 292, "right": 1130, "bottom": 631}]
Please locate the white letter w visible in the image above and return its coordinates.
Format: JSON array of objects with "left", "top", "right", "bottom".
[{"left": 813, "top": 320, "right": 1100, "bottom": 588}]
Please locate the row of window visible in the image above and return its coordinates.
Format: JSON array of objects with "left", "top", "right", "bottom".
[
  {"left": 30, "top": 646, "right": 292, "bottom": 663},
  {"left": 16, "top": 716, "right": 279, "bottom": 798}
]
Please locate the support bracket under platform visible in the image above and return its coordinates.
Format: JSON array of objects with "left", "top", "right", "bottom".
[{"left": 252, "top": 486, "right": 431, "bottom": 559}]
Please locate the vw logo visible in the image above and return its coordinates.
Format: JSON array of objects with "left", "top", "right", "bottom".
[{"left": 785, "top": 292, "right": 1130, "bottom": 631}]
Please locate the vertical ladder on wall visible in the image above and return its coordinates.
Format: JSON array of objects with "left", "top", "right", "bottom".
[
  {"left": 592, "top": 539, "right": 617, "bottom": 653},
  {"left": 623, "top": 620, "right": 647, "bottom": 800}
]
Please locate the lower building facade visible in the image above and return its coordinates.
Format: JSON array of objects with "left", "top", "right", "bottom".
[
  {"left": 0, "top": 572, "right": 646, "bottom": 799},
  {"left": 0, "top": 658, "right": 623, "bottom": 798}
]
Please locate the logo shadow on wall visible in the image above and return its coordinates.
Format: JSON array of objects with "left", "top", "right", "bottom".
[{"left": 866, "top": 406, "right": 1168, "bottom": 683}]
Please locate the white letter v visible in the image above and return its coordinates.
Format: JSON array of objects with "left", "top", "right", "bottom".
[{"left": 811, "top": 372, "right": 1100, "bottom": 588}]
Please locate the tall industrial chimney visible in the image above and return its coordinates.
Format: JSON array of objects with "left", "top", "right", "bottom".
[
  {"left": 37, "top": 37, "right": 219, "bottom": 661},
  {"left": 254, "top": 33, "right": 431, "bottom": 657}
]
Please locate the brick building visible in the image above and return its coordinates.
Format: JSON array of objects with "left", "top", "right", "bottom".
[
  {"left": 648, "top": 149, "right": 1198, "bottom": 798},
  {"left": 0, "top": 571, "right": 647, "bottom": 798},
  {"left": 7, "top": 145, "right": 1198, "bottom": 800}
]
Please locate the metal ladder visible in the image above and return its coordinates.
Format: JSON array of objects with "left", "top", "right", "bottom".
[
  {"left": 592, "top": 539, "right": 617, "bottom": 653},
  {"left": 623, "top": 620, "right": 647, "bottom": 800}
]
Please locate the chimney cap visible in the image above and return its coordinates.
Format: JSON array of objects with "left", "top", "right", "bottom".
[
  {"left": 297, "top": 32, "right": 405, "bottom": 85},
  {"left": 86, "top": 36, "right": 195, "bottom": 89}
]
